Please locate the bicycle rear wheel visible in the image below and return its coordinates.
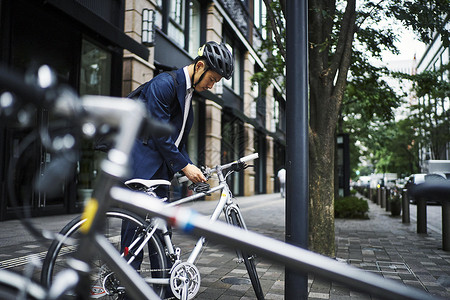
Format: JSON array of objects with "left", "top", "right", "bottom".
[
  {"left": 228, "top": 208, "right": 265, "bottom": 300},
  {"left": 41, "top": 208, "right": 169, "bottom": 299}
]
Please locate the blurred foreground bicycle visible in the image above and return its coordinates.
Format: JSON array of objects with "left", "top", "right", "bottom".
[{"left": 0, "top": 65, "right": 443, "bottom": 300}]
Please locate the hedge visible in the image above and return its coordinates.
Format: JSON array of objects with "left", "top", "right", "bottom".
[{"left": 335, "top": 196, "right": 369, "bottom": 219}]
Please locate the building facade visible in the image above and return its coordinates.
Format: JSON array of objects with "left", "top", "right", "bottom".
[
  {"left": 416, "top": 29, "right": 449, "bottom": 166},
  {"left": 0, "top": 0, "right": 286, "bottom": 220}
]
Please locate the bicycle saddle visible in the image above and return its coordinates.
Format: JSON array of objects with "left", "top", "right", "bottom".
[{"left": 125, "top": 178, "right": 171, "bottom": 191}]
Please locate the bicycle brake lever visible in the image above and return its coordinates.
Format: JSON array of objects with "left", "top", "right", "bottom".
[
  {"left": 200, "top": 166, "right": 212, "bottom": 181},
  {"left": 231, "top": 162, "right": 249, "bottom": 172}
]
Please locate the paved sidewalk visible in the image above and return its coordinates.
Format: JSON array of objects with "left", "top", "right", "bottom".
[
  {"left": 175, "top": 194, "right": 450, "bottom": 299},
  {"left": 332, "top": 196, "right": 450, "bottom": 299},
  {"left": 1, "top": 193, "right": 450, "bottom": 299}
]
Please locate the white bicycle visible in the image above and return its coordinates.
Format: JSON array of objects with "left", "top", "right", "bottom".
[{"left": 41, "top": 154, "right": 265, "bottom": 300}]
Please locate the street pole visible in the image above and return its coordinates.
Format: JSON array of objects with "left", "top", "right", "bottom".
[{"left": 285, "top": 0, "right": 309, "bottom": 299}]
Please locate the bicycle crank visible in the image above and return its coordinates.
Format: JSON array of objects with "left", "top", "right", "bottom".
[{"left": 169, "top": 262, "right": 201, "bottom": 300}]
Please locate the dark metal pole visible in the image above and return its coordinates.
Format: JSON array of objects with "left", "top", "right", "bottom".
[
  {"left": 442, "top": 201, "right": 450, "bottom": 251},
  {"left": 285, "top": 0, "right": 309, "bottom": 298},
  {"left": 402, "top": 189, "right": 410, "bottom": 223}
]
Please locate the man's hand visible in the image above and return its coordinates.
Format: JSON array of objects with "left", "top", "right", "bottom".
[{"left": 182, "top": 164, "right": 207, "bottom": 183}]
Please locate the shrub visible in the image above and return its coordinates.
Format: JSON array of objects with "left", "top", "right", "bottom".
[{"left": 335, "top": 196, "right": 369, "bottom": 219}]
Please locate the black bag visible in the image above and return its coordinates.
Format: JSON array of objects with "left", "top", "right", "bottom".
[{"left": 94, "top": 71, "right": 178, "bottom": 152}]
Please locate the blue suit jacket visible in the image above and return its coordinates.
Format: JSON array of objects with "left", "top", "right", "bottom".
[{"left": 130, "top": 68, "right": 194, "bottom": 180}]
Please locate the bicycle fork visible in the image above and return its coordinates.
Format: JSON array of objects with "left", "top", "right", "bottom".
[{"left": 224, "top": 203, "right": 248, "bottom": 263}]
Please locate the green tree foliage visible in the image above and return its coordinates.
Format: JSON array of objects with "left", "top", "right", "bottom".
[
  {"left": 373, "top": 118, "right": 421, "bottom": 175},
  {"left": 389, "top": 0, "right": 450, "bottom": 47},
  {"left": 394, "top": 64, "right": 450, "bottom": 160}
]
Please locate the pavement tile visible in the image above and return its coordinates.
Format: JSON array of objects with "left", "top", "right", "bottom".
[
  {"left": 309, "top": 292, "right": 330, "bottom": 299},
  {"left": 264, "top": 293, "right": 284, "bottom": 300}
]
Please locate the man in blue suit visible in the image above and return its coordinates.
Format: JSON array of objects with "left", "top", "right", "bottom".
[
  {"left": 130, "top": 41, "right": 234, "bottom": 195},
  {"left": 121, "top": 42, "right": 234, "bottom": 292}
]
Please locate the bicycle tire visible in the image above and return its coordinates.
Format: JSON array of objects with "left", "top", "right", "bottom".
[
  {"left": 40, "top": 208, "right": 169, "bottom": 299},
  {"left": 0, "top": 269, "right": 46, "bottom": 300},
  {"left": 228, "top": 208, "right": 265, "bottom": 300}
]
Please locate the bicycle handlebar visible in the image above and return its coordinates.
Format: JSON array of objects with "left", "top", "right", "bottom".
[
  {"left": 0, "top": 64, "right": 48, "bottom": 107},
  {"left": 177, "top": 153, "right": 259, "bottom": 183},
  {"left": 240, "top": 153, "right": 259, "bottom": 163},
  {"left": 221, "top": 153, "right": 259, "bottom": 170}
]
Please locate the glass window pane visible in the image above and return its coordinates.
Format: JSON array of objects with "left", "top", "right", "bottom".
[
  {"left": 189, "top": 0, "right": 201, "bottom": 57},
  {"left": 233, "top": 47, "right": 241, "bottom": 94},
  {"left": 223, "top": 41, "right": 233, "bottom": 88},
  {"left": 154, "top": 2, "right": 163, "bottom": 29},
  {"left": 168, "top": 0, "right": 185, "bottom": 48},
  {"left": 78, "top": 39, "right": 112, "bottom": 204},
  {"left": 254, "top": 0, "right": 261, "bottom": 28},
  {"left": 80, "top": 39, "right": 112, "bottom": 96},
  {"left": 168, "top": 23, "right": 185, "bottom": 47},
  {"left": 170, "top": 0, "right": 184, "bottom": 26},
  {"left": 188, "top": 100, "right": 199, "bottom": 165}
]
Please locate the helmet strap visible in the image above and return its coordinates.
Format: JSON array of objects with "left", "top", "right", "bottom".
[
  {"left": 191, "top": 61, "right": 209, "bottom": 88},
  {"left": 191, "top": 61, "right": 198, "bottom": 89}
]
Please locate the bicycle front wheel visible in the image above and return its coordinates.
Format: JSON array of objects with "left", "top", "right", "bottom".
[
  {"left": 41, "top": 208, "right": 169, "bottom": 299},
  {"left": 228, "top": 208, "right": 265, "bottom": 300}
]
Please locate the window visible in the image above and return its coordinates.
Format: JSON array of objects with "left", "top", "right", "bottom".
[
  {"left": 155, "top": 1, "right": 202, "bottom": 56},
  {"left": 188, "top": 100, "right": 200, "bottom": 165},
  {"left": 168, "top": 0, "right": 185, "bottom": 47},
  {"left": 189, "top": 0, "right": 201, "bottom": 57},
  {"left": 253, "top": 0, "right": 267, "bottom": 39},
  {"left": 223, "top": 33, "right": 242, "bottom": 95},
  {"left": 272, "top": 97, "right": 279, "bottom": 132},
  {"left": 221, "top": 115, "right": 244, "bottom": 195},
  {"left": 78, "top": 39, "right": 112, "bottom": 204},
  {"left": 154, "top": 1, "right": 163, "bottom": 29},
  {"left": 250, "top": 81, "right": 258, "bottom": 118},
  {"left": 80, "top": 39, "right": 112, "bottom": 96}
]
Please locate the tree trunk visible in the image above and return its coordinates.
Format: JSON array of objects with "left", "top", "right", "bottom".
[
  {"left": 309, "top": 130, "right": 336, "bottom": 256},
  {"left": 307, "top": 0, "right": 356, "bottom": 256}
]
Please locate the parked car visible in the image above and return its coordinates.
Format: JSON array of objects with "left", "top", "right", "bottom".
[
  {"left": 395, "top": 178, "right": 407, "bottom": 189},
  {"left": 406, "top": 173, "right": 446, "bottom": 204},
  {"left": 405, "top": 174, "right": 426, "bottom": 203}
]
